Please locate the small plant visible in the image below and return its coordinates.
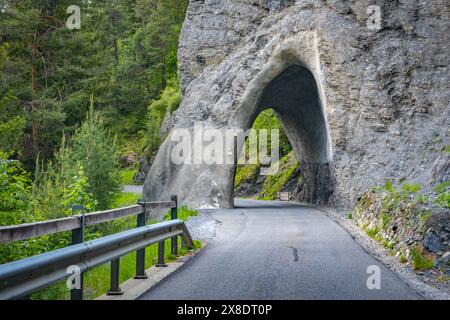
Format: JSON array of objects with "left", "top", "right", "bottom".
[
  {"left": 164, "top": 206, "right": 199, "bottom": 222},
  {"left": 434, "top": 181, "right": 450, "bottom": 209},
  {"left": 120, "top": 169, "right": 137, "bottom": 185},
  {"left": 366, "top": 226, "right": 379, "bottom": 239},
  {"left": 346, "top": 212, "right": 353, "bottom": 220},
  {"left": 402, "top": 183, "right": 421, "bottom": 193},
  {"left": 399, "top": 255, "right": 407, "bottom": 263},
  {"left": 383, "top": 180, "right": 395, "bottom": 193},
  {"left": 411, "top": 246, "right": 435, "bottom": 270},
  {"left": 416, "top": 193, "right": 428, "bottom": 204},
  {"left": 387, "top": 241, "right": 395, "bottom": 250},
  {"left": 419, "top": 210, "right": 432, "bottom": 223},
  {"left": 380, "top": 212, "right": 392, "bottom": 231},
  {"left": 436, "top": 274, "right": 450, "bottom": 283}
]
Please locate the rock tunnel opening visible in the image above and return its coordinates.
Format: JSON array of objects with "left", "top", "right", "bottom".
[{"left": 233, "top": 64, "right": 334, "bottom": 204}]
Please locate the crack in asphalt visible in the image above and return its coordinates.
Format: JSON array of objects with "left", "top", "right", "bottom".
[{"left": 288, "top": 246, "right": 299, "bottom": 262}]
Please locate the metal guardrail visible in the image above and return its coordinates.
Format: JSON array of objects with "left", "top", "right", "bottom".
[
  {"left": 0, "top": 201, "right": 175, "bottom": 243},
  {"left": 0, "top": 195, "right": 193, "bottom": 300}
]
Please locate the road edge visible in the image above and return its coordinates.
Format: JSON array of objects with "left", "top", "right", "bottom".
[
  {"left": 96, "top": 244, "right": 206, "bottom": 300},
  {"left": 306, "top": 203, "right": 450, "bottom": 300}
]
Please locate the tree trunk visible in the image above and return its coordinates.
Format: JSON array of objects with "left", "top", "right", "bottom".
[
  {"left": 161, "top": 54, "right": 166, "bottom": 90},
  {"left": 31, "top": 31, "right": 38, "bottom": 156}
]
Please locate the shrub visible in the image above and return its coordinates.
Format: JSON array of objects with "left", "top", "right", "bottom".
[
  {"left": 234, "top": 164, "right": 260, "bottom": 187},
  {"left": 434, "top": 181, "right": 450, "bottom": 209},
  {"left": 366, "top": 226, "right": 379, "bottom": 239},
  {"left": 380, "top": 212, "right": 392, "bottom": 231},
  {"left": 33, "top": 138, "right": 97, "bottom": 220},
  {"left": 71, "top": 104, "right": 121, "bottom": 210},
  {"left": 0, "top": 158, "right": 33, "bottom": 226},
  {"left": 258, "top": 152, "right": 299, "bottom": 200},
  {"left": 383, "top": 180, "right": 395, "bottom": 193},
  {"left": 411, "top": 246, "right": 435, "bottom": 270},
  {"left": 402, "top": 183, "right": 421, "bottom": 193}
]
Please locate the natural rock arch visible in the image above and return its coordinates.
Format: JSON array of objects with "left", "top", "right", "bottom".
[
  {"left": 143, "top": 1, "right": 449, "bottom": 210},
  {"left": 231, "top": 62, "right": 334, "bottom": 205}
]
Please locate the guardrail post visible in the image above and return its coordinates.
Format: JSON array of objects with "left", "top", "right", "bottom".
[
  {"left": 71, "top": 204, "right": 85, "bottom": 300},
  {"left": 232, "top": 134, "right": 238, "bottom": 208},
  {"left": 135, "top": 199, "right": 148, "bottom": 279},
  {"left": 170, "top": 195, "right": 178, "bottom": 256},
  {"left": 156, "top": 241, "right": 167, "bottom": 267},
  {"left": 107, "top": 258, "right": 123, "bottom": 295}
]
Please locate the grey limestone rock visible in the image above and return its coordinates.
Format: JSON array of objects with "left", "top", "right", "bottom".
[{"left": 144, "top": 0, "right": 450, "bottom": 210}]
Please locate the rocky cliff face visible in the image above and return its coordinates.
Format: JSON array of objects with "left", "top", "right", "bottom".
[{"left": 144, "top": 0, "right": 449, "bottom": 210}]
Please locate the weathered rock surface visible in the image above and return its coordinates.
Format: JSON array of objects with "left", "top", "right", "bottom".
[
  {"left": 144, "top": 0, "right": 450, "bottom": 210},
  {"left": 354, "top": 189, "right": 449, "bottom": 276}
]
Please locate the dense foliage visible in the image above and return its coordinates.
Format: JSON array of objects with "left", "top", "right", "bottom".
[{"left": 0, "top": 0, "right": 187, "bottom": 169}]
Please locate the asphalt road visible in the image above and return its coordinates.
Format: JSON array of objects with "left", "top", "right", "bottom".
[{"left": 140, "top": 199, "right": 422, "bottom": 300}]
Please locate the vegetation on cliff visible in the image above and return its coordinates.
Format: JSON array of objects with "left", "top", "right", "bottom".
[
  {"left": 234, "top": 109, "right": 302, "bottom": 200},
  {"left": 353, "top": 179, "right": 449, "bottom": 277}
]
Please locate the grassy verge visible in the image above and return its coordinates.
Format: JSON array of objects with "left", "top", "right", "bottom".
[
  {"left": 113, "top": 191, "right": 141, "bottom": 208},
  {"left": 120, "top": 168, "right": 139, "bottom": 185},
  {"left": 31, "top": 204, "right": 201, "bottom": 300}
]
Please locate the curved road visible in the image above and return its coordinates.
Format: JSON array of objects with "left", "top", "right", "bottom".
[{"left": 140, "top": 199, "right": 421, "bottom": 300}]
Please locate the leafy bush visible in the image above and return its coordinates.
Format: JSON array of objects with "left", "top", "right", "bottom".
[
  {"left": 434, "top": 181, "right": 450, "bottom": 209},
  {"left": 411, "top": 246, "right": 435, "bottom": 270},
  {"left": 380, "top": 212, "right": 392, "bottom": 231},
  {"left": 0, "top": 91, "right": 25, "bottom": 158},
  {"left": 71, "top": 104, "right": 121, "bottom": 210},
  {"left": 33, "top": 138, "right": 97, "bottom": 220},
  {"left": 234, "top": 164, "right": 260, "bottom": 187},
  {"left": 143, "top": 80, "right": 181, "bottom": 158},
  {"left": 0, "top": 158, "right": 33, "bottom": 226},
  {"left": 366, "top": 226, "right": 379, "bottom": 239},
  {"left": 120, "top": 168, "right": 137, "bottom": 185},
  {"left": 402, "top": 183, "right": 421, "bottom": 193}
]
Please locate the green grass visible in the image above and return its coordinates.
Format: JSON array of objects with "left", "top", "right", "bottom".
[
  {"left": 402, "top": 183, "right": 421, "bottom": 193},
  {"left": 346, "top": 212, "right": 353, "bottom": 220},
  {"left": 31, "top": 205, "right": 201, "bottom": 300},
  {"left": 411, "top": 246, "right": 435, "bottom": 270},
  {"left": 164, "top": 206, "right": 199, "bottom": 222},
  {"left": 366, "top": 226, "right": 379, "bottom": 239},
  {"left": 120, "top": 168, "right": 138, "bottom": 185},
  {"left": 419, "top": 210, "right": 432, "bottom": 223},
  {"left": 234, "top": 164, "right": 260, "bottom": 187},
  {"left": 258, "top": 151, "right": 299, "bottom": 200},
  {"left": 433, "top": 181, "right": 450, "bottom": 209},
  {"left": 380, "top": 212, "right": 392, "bottom": 231},
  {"left": 113, "top": 191, "right": 141, "bottom": 208},
  {"left": 32, "top": 237, "right": 201, "bottom": 300}
]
